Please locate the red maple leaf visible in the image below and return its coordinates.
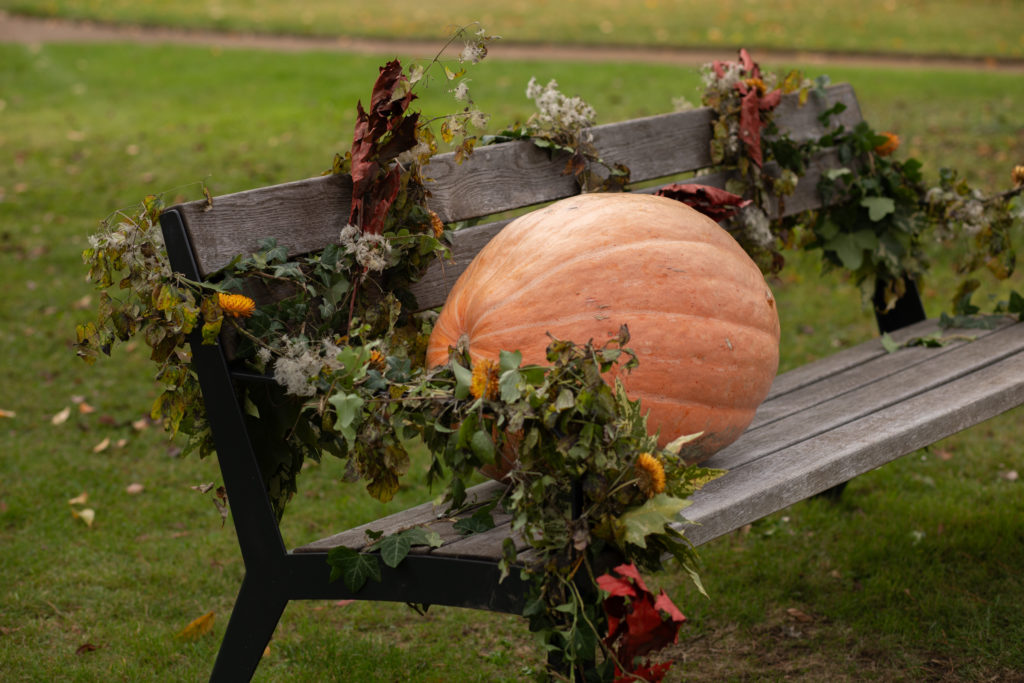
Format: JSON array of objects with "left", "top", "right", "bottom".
[{"left": 599, "top": 563, "right": 686, "bottom": 682}]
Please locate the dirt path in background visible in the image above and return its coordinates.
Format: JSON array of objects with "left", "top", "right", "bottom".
[{"left": 3, "top": 11, "right": 1023, "bottom": 72}]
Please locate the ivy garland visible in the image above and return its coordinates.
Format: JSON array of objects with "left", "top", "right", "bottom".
[
  {"left": 77, "top": 38, "right": 1023, "bottom": 681},
  {"left": 694, "top": 49, "right": 1024, "bottom": 317}
]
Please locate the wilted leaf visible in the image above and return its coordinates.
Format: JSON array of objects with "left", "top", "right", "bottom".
[
  {"left": 92, "top": 438, "right": 111, "bottom": 453},
  {"left": 0, "top": 408, "right": 15, "bottom": 418},
  {"left": 786, "top": 607, "right": 814, "bottom": 623},
  {"left": 125, "top": 482, "right": 145, "bottom": 495},
  {"left": 656, "top": 184, "right": 752, "bottom": 222},
  {"left": 664, "top": 431, "right": 704, "bottom": 455},
  {"left": 75, "top": 643, "right": 101, "bottom": 655},
  {"left": 77, "top": 402, "right": 96, "bottom": 414},
  {"left": 880, "top": 333, "right": 900, "bottom": 353},
  {"left": 616, "top": 494, "right": 691, "bottom": 548},
  {"left": 51, "top": 406, "right": 71, "bottom": 425},
  {"left": 176, "top": 611, "right": 215, "bottom": 641},
  {"left": 68, "top": 492, "right": 89, "bottom": 505}
]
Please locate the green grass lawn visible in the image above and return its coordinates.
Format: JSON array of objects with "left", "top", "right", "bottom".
[
  {"left": 4, "top": 0, "right": 1024, "bottom": 59},
  {"left": 1, "top": 39, "right": 1022, "bottom": 680}
]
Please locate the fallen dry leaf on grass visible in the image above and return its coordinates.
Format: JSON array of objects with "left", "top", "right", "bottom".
[
  {"left": 51, "top": 406, "right": 71, "bottom": 425},
  {"left": 92, "top": 438, "right": 111, "bottom": 453},
  {"left": 0, "top": 408, "right": 15, "bottom": 418},
  {"left": 71, "top": 508, "right": 95, "bottom": 527},
  {"left": 125, "top": 482, "right": 145, "bottom": 495},
  {"left": 176, "top": 611, "right": 215, "bottom": 641},
  {"left": 75, "top": 643, "right": 101, "bottom": 655},
  {"left": 1001, "top": 470, "right": 1019, "bottom": 482},
  {"left": 786, "top": 607, "right": 814, "bottom": 623},
  {"left": 68, "top": 492, "right": 88, "bottom": 505}
]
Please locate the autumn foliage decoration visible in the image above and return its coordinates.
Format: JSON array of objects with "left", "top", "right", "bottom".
[
  {"left": 346, "top": 59, "right": 420, "bottom": 236},
  {"left": 597, "top": 563, "right": 686, "bottom": 682},
  {"left": 716, "top": 48, "right": 782, "bottom": 168}
]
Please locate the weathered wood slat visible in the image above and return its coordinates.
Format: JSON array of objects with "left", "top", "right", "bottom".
[
  {"left": 427, "top": 521, "right": 530, "bottom": 561},
  {"left": 711, "top": 320, "right": 1024, "bottom": 471},
  {"left": 172, "top": 84, "right": 861, "bottom": 277},
  {"left": 749, "top": 321, "right": 1011, "bottom": 428},
  {"left": 681, "top": 347, "right": 1024, "bottom": 547},
  {"left": 765, "top": 318, "right": 939, "bottom": 399},
  {"left": 293, "top": 479, "right": 504, "bottom": 554},
  {"left": 407, "top": 149, "right": 862, "bottom": 310}
]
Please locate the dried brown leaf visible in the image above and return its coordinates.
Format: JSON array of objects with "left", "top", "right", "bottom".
[
  {"left": 786, "top": 607, "right": 814, "bottom": 622},
  {"left": 51, "top": 406, "right": 71, "bottom": 425}
]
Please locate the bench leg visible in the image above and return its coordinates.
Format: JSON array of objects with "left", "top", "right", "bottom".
[
  {"left": 814, "top": 481, "right": 848, "bottom": 501},
  {"left": 209, "top": 574, "right": 288, "bottom": 683}
]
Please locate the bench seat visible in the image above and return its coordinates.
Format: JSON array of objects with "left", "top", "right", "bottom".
[{"left": 293, "top": 316, "right": 1024, "bottom": 560}]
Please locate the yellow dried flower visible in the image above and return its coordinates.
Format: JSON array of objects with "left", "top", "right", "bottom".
[
  {"left": 635, "top": 452, "right": 666, "bottom": 498},
  {"left": 218, "top": 292, "right": 256, "bottom": 318},
  {"left": 470, "top": 358, "right": 500, "bottom": 400},
  {"left": 1012, "top": 165, "right": 1024, "bottom": 187},
  {"left": 368, "top": 349, "right": 387, "bottom": 371},
  {"left": 874, "top": 132, "right": 900, "bottom": 157},
  {"left": 429, "top": 210, "right": 445, "bottom": 239},
  {"left": 743, "top": 77, "right": 766, "bottom": 95}
]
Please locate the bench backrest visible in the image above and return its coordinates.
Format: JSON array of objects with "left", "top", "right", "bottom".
[{"left": 168, "top": 84, "right": 863, "bottom": 304}]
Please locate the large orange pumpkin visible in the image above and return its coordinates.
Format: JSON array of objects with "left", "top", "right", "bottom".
[{"left": 426, "top": 192, "right": 780, "bottom": 464}]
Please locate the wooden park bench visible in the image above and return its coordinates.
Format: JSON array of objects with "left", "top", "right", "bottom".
[{"left": 158, "top": 82, "right": 1024, "bottom": 681}]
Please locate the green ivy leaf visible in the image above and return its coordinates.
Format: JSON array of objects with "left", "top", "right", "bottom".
[
  {"left": 861, "top": 196, "right": 896, "bottom": 222},
  {"left": 825, "top": 230, "right": 878, "bottom": 271},
  {"left": 328, "top": 392, "right": 364, "bottom": 429},
  {"left": 470, "top": 429, "right": 495, "bottom": 463},
  {"left": 454, "top": 506, "right": 496, "bottom": 535},
  {"left": 452, "top": 361, "right": 472, "bottom": 400},
  {"left": 499, "top": 369, "right": 523, "bottom": 402},
  {"left": 377, "top": 533, "right": 413, "bottom": 568},
  {"left": 327, "top": 546, "right": 381, "bottom": 592},
  {"left": 498, "top": 349, "right": 522, "bottom": 373},
  {"left": 401, "top": 527, "right": 443, "bottom": 549}
]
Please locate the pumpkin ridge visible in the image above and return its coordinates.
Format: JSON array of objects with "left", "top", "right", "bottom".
[
  {"left": 468, "top": 309, "right": 778, "bottom": 346},
  {"left": 426, "top": 193, "right": 780, "bottom": 463},
  {"left": 463, "top": 241, "right": 764, "bottom": 332},
  {"left": 626, "top": 385, "right": 770, "bottom": 412}
]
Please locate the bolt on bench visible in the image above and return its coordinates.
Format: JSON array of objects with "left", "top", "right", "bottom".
[{"left": 158, "top": 82, "right": 1024, "bottom": 681}]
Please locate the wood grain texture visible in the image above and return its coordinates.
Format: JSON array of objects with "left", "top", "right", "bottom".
[
  {"left": 682, "top": 347, "right": 1024, "bottom": 547},
  {"left": 171, "top": 84, "right": 861, "bottom": 277},
  {"left": 293, "top": 479, "right": 505, "bottom": 553},
  {"left": 713, "top": 319, "right": 1024, "bottom": 471}
]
